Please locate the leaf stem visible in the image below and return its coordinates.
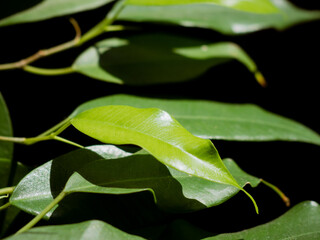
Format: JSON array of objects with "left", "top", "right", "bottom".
[
  {"left": 0, "top": 202, "right": 11, "bottom": 212},
  {"left": 53, "top": 136, "right": 84, "bottom": 148},
  {"left": 261, "top": 179, "right": 290, "bottom": 207},
  {"left": 241, "top": 188, "right": 259, "bottom": 214},
  {"left": 23, "top": 65, "right": 75, "bottom": 76},
  {"left": 0, "top": 187, "right": 14, "bottom": 196},
  {"left": 16, "top": 191, "right": 67, "bottom": 234},
  {"left": 36, "top": 118, "right": 71, "bottom": 138}
]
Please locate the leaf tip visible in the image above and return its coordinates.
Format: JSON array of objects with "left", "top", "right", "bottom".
[{"left": 255, "top": 71, "right": 267, "bottom": 87}]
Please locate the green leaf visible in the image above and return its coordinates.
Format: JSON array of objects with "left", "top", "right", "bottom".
[
  {"left": 70, "top": 94, "right": 320, "bottom": 146},
  {"left": 206, "top": 201, "right": 320, "bottom": 240},
  {"left": 5, "top": 220, "right": 146, "bottom": 240},
  {"left": 0, "top": 0, "right": 114, "bottom": 27},
  {"left": 0, "top": 159, "right": 29, "bottom": 237},
  {"left": 10, "top": 145, "right": 261, "bottom": 217},
  {"left": 118, "top": 0, "right": 320, "bottom": 35},
  {"left": 71, "top": 106, "right": 240, "bottom": 188},
  {"left": 127, "top": 0, "right": 278, "bottom": 14},
  {"left": 10, "top": 145, "right": 132, "bottom": 219},
  {"left": 72, "top": 33, "right": 262, "bottom": 85},
  {"left": 0, "top": 92, "right": 13, "bottom": 161}
]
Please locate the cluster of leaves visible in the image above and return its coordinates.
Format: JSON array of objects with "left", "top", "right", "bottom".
[{"left": 0, "top": 0, "right": 320, "bottom": 239}]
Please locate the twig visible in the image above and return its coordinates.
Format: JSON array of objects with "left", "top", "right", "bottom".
[{"left": 0, "top": 18, "right": 81, "bottom": 71}]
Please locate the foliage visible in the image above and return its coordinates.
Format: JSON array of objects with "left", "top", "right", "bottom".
[{"left": 0, "top": 0, "right": 319, "bottom": 239}]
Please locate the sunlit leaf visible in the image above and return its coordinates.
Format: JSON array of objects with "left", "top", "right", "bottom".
[
  {"left": 0, "top": 0, "right": 114, "bottom": 27},
  {"left": 70, "top": 94, "right": 320, "bottom": 145},
  {"left": 127, "top": 0, "right": 278, "bottom": 14},
  {"left": 119, "top": 0, "right": 320, "bottom": 35}
]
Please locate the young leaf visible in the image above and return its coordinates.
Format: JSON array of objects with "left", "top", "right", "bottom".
[
  {"left": 70, "top": 94, "right": 320, "bottom": 146},
  {"left": 70, "top": 106, "right": 241, "bottom": 189},
  {"left": 127, "top": 0, "right": 278, "bottom": 14},
  {"left": 72, "top": 33, "right": 262, "bottom": 85},
  {"left": 206, "top": 201, "right": 320, "bottom": 240},
  {"left": 5, "top": 220, "right": 146, "bottom": 240},
  {"left": 118, "top": 0, "right": 320, "bottom": 35},
  {"left": 0, "top": 0, "right": 114, "bottom": 27}
]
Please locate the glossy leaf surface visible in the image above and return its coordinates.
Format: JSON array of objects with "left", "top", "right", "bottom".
[
  {"left": 127, "top": 0, "right": 278, "bottom": 13},
  {"left": 119, "top": 0, "right": 320, "bottom": 35},
  {"left": 72, "top": 33, "right": 261, "bottom": 85},
  {"left": 70, "top": 94, "right": 320, "bottom": 145},
  {"left": 10, "top": 145, "right": 260, "bottom": 217},
  {"left": 6, "top": 220, "right": 145, "bottom": 240},
  {"left": 206, "top": 201, "right": 320, "bottom": 240},
  {"left": 71, "top": 106, "right": 240, "bottom": 189},
  {"left": 0, "top": 0, "right": 114, "bottom": 27}
]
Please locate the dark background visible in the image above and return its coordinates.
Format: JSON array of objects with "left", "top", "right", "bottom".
[{"left": 0, "top": 1, "right": 320, "bottom": 236}]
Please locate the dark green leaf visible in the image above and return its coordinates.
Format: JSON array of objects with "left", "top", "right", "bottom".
[
  {"left": 118, "top": 0, "right": 320, "bottom": 35},
  {"left": 5, "top": 220, "right": 146, "bottom": 240},
  {"left": 72, "top": 33, "right": 261, "bottom": 85},
  {"left": 70, "top": 94, "right": 320, "bottom": 145},
  {"left": 206, "top": 201, "right": 320, "bottom": 240},
  {"left": 0, "top": 0, "right": 114, "bottom": 27},
  {"left": 10, "top": 145, "right": 132, "bottom": 219},
  {"left": 10, "top": 145, "right": 261, "bottom": 217},
  {"left": 0, "top": 92, "right": 13, "bottom": 161}
]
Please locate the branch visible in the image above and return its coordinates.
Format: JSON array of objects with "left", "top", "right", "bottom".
[{"left": 0, "top": 18, "right": 81, "bottom": 71}]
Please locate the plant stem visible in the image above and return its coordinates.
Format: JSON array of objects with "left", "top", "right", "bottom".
[
  {"left": 77, "top": 0, "right": 127, "bottom": 45},
  {"left": 0, "top": 18, "right": 81, "bottom": 71},
  {"left": 261, "top": 179, "right": 290, "bottom": 207},
  {"left": 0, "top": 187, "right": 14, "bottom": 196},
  {"left": 36, "top": 118, "right": 71, "bottom": 138},
  {"left": 23, "top": 65, "right": 75, "bottom": 76},
  {"left": 16, "top": 191, "right": 67, "bottom": 234},
  {"left": 0, "top": 202, "right": 11, "bottom": 212}
]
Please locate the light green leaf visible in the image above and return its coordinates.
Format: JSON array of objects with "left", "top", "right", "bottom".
[
  {"left": 0, "top": 0, "right": 114, "bottom": 27},
  {"left": 206, "top": 201, "right": 320, "bottom": 240},
  {"left": 10, "top": 145, "right": 261, "bottom": 217},
  {"left": 0, "top": 92, "right": 13, "bottom": 161},
  {"left": 70, "top": 94, "right": 320, "bottom": 146},
  {"left": 70, "top": 106, "right": 241, "bottom": 189},
  {"left": 119, "top": 0, "right": 320, "bottom": 35},
  {"left": 127, "top": 0, "right": 278, "bottom": 14},
  {"left": 72, "top": 33, "right": 262, "bottom": 85},
  {"left": 5, "top": 220, "right": 146, "bottom": 240}
]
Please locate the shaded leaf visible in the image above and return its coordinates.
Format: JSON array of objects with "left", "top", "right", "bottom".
[
  {"left": 0, "top": 92, "right": 13, "bottom": 161},
  {"left": 70, "top": 106, "right": 241, "bottom": 190},
  {"left": 70, "top": 94, "right": 320, "bottom": 145},
  {"left": 206, "top": 201, "right": 320, "bottom": 240},
  {"left": 118, "top": 0, "right": 320, "bottom": 35},
  {"left": 0, "top": 0, "right": 114, "bottom": 27},
  {"left": 127, "top": 0, "right": 278, "bottom": 14},
  {"left": 10, "top": 145, "right": 132, "bottom": 218},
  {"left": 72, "top": 33, "right": 261, "bottom": 85},
  {"left": 10, "top": 145, "right": 261, "bottom": 218},
  {"left": 5, "top": 220, "right": 145, "bottom": 240}
]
